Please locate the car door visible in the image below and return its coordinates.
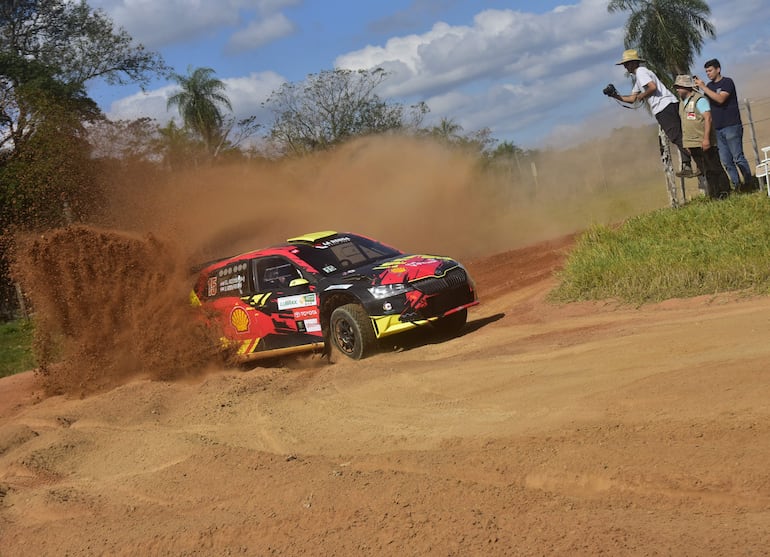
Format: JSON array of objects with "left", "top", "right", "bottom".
[
  {"left": 242, "top": 256, "right": 323, "bottom": 352},
  {"left": 199, "top": 259, "right": 264, "bottom": 356}
]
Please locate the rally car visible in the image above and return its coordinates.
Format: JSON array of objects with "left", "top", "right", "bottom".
[{"left": 191, "top": 231, "right": 479, "bottom": 361}]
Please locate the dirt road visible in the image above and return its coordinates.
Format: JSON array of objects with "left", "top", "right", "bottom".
[{"left": 1, "top": 235, "right": 769, "bottom": 556}]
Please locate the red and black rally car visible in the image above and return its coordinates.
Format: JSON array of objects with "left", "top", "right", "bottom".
[{"left": 192, "top": 231, "right": 479, "bottom": 361}]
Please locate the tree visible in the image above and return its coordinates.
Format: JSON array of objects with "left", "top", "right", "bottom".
[
  {"left": 166, "top": 66, "right": 233, "bottom": 155},
  {"left": 0, "top": 0, "right": 167, "bottom": 318},
  {"left": 87, "top": 117, "right": 162, "bottom": 163},
  {"left": 607, "top": 0, "right": 715, "bottom": 83},
  {"left": 429, "top": 118, "right": 463, "bottom": 142},
  {"left": 0, "top": 0, "right": 167, "bottom": 223},
  {"left": 265, "top": 68, "right": 428, "bottom": 155},
  {"left": 424, "top": 118, "right": 497, "bottom": 156},
  {"left": 489, "top": 140, "right": 526, "bottom": 159},
  {"left": 0, "top": 0, "right": 167, "bottom": 152},
  {"left": 0, "top": 95, "right": 99, "bottom": 228}
]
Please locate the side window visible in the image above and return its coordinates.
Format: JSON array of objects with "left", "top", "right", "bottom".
[{"left": 254, "top": 257, "right": 302, "bottom": 291}]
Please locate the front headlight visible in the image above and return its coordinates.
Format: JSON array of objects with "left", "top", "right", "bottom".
[{"left": 368, "top": 283, "right": 411, "bottom": 299}]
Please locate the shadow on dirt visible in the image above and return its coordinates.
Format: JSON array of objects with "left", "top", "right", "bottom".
[{"left": 381, "top": 313, "right": 505, "bottom": 355}]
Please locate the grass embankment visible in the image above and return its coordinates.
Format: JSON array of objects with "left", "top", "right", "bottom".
[
  {"left": 0, "top": 319, "right": 35, "bottom": 378},
  {"left": 551, "top": 192, "right": 770, "bottom": 304}
]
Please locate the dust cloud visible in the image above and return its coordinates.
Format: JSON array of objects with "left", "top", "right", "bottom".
[
  {"left": 11, "top": 132, "right": 667, "bottom": 396},
  {"left": 97, "top": 133, "right": 666, "bottom": 260}
]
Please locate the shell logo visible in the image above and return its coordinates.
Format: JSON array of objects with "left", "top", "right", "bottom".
[
  {"left": 230, "top": 307, "right": 250, "bottom": 333},
  {"left": 390, "top": 266, "right": 407, "bottom": 274}
]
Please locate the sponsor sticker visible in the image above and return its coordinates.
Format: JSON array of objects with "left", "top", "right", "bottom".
[
  {"left": 207, "top": 276, "right": 218, "bottom": 296},
  {"left": 316, "top": 236, "right": 351, "bottom": 249},
  {"left": 277, "top": 293, "right": 318, "bottom": 310},
  {"left": 293, "top": 308, "right": 319, "bottom": 320},
  {"left": 230, "top": 307, "right": 250, "bottom": 333},
  {"left": 220, "top": 274, "right": 245, "bottom": 293}
]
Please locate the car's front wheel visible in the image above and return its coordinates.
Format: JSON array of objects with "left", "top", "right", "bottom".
[{"left": 330, "top": 304, "right": 377, "bottom": 360}]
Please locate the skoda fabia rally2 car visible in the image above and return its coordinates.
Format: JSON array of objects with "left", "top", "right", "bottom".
[{"left": 192, "top": 231, "right": 479, "bottom": 361}]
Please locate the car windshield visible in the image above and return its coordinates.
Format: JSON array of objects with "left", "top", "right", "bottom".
[{"left": 293, "top": 234, "right": 402, "bottom": 276}]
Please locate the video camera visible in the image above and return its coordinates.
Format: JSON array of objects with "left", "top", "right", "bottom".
[{"left": 602, "top": 83, "right": 618, "bottom": 97}]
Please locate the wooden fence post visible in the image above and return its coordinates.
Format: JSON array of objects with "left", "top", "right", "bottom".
[{"left": 659, "top": 126, "right": 681, "bottom": 207}]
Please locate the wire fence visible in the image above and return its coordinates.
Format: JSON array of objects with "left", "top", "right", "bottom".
[{"left": 741, "top": 94, "right": 770, "bottom": 167}]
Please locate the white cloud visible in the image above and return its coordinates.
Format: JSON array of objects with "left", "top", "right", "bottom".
[
  {"left": 107, "top": 86, "right": 175, "bottom": 123},
  {"left": 227, "top": 12, "right": 296, "bottom": 52},
  {"left": 220, "top": 71, "right": 287, "bottom": 119},
  {"left": 334, "top": 1, "right": 626, "bottom": 144},
  {"left": 91, "top": 0, "right": 299, "bottom": 49},
  {"left": 335, "top": 2, "right": 624, "bottom": 102}
]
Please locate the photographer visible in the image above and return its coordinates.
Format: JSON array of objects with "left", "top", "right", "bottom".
[{"left": 604, "top": 49, "right": 698, "bottom": 178}]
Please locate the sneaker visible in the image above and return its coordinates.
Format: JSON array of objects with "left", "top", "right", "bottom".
[{"left": 737, "top": 178, "right": 759, "bottom": 193}]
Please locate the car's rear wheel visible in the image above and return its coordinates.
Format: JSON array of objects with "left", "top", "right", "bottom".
[
  {"left": 330, "top": 304, "right": 377, "bottom": 360},
  {"left": 433, "top": 308, "right": 467, "bottom": 337}
]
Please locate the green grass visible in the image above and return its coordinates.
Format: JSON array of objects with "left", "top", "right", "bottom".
[
  {"left": 0, "top": 319, "right": 36, "bottom": 378},
  {"left": 550, "top": 192, "right": 770, "bottom": 304}
]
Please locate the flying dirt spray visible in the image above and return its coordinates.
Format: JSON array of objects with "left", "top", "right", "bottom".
[{"left": 10, "top": 226, "right": 226, "bottom": 395}]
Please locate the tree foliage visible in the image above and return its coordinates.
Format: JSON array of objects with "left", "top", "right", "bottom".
[
  {"left": 166, "top": 66, "right": 233, "bottom": 155},
  {"left": 0, "top": 0, "right": 166, "bottom": 88},
  {"left": 429, "top": 117, "right": 464, "bottom": 143},
  {"left": 87, "top": 117, "right": 163, "bottom": 162},
  {"left": 0, "top": 0, "right": 166, "bottom": 231},
  {"left": 0, "top": 93, "right": 100, "bottom": 230},
  {"left": 424, "top": 117, "right": 498, "bottom": 155},
  {"left": 607, "top": 0, "right": 716, "bottom": 81},
  {"left": 265, "top": 68, "right": 428, "bottom": 154}
]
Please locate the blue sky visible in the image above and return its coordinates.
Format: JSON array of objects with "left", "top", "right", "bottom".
[{"left": 88, "top": 0, "right": 770, "bottom": 148}]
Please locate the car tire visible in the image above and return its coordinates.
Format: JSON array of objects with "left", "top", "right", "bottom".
[
  {"left": 433, "top": 308, "right": 467, "bottom": 337},
  {"left": 330, "top": 304, "right": 377, "bottom": 360}
]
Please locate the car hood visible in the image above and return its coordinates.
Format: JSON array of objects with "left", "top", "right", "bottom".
[{"left": 336, "top": 254, "right": 462, "bottom": 286}]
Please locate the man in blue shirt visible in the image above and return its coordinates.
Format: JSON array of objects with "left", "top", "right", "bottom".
[{"left": 694, "top": 59, "right": 756, "bottom": 192}]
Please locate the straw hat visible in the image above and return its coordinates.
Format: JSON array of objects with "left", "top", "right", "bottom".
[
  {"left": 615, "top": 49, "right": 646, "bottom": 65},
  {"left": 674, "top": 74, "right": 696, "bottom": 89}
]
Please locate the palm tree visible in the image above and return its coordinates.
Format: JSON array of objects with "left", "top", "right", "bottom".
[
  {"left": 430, "top": 117, "right": 463, "bottom": 143},
  {"left": 166, "top": 66, "right": 232, "bottom": 154},
  {"left": 608, "top": 0, "right": 715, "bottom": 83}
]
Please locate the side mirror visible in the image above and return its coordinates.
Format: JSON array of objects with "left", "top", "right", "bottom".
[{"left": 289, "top": 278, "right": 310, "bottom": 288}]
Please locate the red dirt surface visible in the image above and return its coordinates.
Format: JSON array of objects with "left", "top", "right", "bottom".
[
  {"left": 2, "top": 232, "right": 769, "bottom": 556},
  {"left": 2, "top": 134, "right": 770, "bottom": 555}
]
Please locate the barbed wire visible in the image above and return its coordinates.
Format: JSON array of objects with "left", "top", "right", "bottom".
[{"left": 743, "top": 96, "right": 770, "bottom": 106}]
